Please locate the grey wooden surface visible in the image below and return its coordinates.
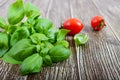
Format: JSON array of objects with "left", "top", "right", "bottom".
[{"left": 0, "top": 0, "right": 120, "bottom": 80}]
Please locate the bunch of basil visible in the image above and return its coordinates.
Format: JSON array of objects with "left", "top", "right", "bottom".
[{"left": 0, "top": 0, "right": 71, "bottom": 75}]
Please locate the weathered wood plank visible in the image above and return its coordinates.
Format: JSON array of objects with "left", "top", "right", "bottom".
[
  {"left": 70, "top": 0, "right": 120, "bottom": 80},
  {"left": 92, "top": 0, "right": 120, "bottom": 77},
  {"left": 0, "top": 0, "right": 120, "bottom": 80}
]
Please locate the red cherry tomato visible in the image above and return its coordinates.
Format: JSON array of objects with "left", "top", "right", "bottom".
[
  {"left": 62, "top": 18, "right": 84, "bottom": 35},
  {"left": 91, "top": 16, "right": 106, "bottom": 31}
]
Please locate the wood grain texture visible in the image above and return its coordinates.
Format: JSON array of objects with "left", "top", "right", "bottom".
[{"left": 0, "top": 0, "right": 120, "bottom": 80}]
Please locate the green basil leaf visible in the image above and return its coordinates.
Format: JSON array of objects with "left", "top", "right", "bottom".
[
  {"left": 10, "top": 27, "right": 30, "bottom": 46},
  {"left": 8, "top": 39, "right": 36, "bottom": 61},
  {"left": 57, "top": 29, "right": 70, "bottom": 41},
  {"left": 43, "top": 55, "right": 52, "bottom": 66},
  {"left": 35, "top": 18, "right": 53, "bottom": 33},
  {"left": 27, "top": 25, "right": 36, "bottom": 35},
  {"left": 20, "top": 53, "right": 43, "bottom": 75},
  {"left": 44, "top": 41, "right": 54, "bottom": 49},
  {"left": 27, "top": 18, "right": 36, "bottom": 26},
  {"left": 55, "top": 40, "right": 69, "bottom": 48},
  {"left": 0, "top": 33, "right": 9, "bottom": 57},
  {"left": 39, "top": 41, "right": 53, "bottom": 57},
  {"left": 8, "top": 0, "right": 24, "bottom": 24},
  {"left": 74, "top": 33, "right": 89, "bottom": 45},
  {"left": 0, "top": 17, "right": 6, "bottom": 29},
  {"left": 25, "top": 18, "right": 36, "bottom": 34},
  {"left": 36, "top": 45, "right": 41, "bottom": 53},
  {"left": 2, "top": 53, "right": 22, "bottom": 64},
  {"left": 49, "top": 45, "right": 71, "bottom": 63},
  {"left": 46, "top": 27, "right": 58, "bottom": 43},
  {"left": 30, "top": 33, "right": 48, "bottom": 44},
  {"left": 25, "top": 2, "right": 40, "bottom": 19},
  {"left": 7, "top": 25, "right": 18, "bottom": 35},
  {"left": 39, "top": 47, "right": 49, "bottom": 57}
]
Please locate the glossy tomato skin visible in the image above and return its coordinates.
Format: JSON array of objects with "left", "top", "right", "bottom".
[
  {"left": 63, "top": 18, "right": 84, "bottom": 35},
  {"left": 91, "top": 16, "right": 106, "bottom": 31}
]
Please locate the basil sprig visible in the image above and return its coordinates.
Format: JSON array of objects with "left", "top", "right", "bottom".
[{"left": 0, "top": 0, "right": 71, "bottom": 75}]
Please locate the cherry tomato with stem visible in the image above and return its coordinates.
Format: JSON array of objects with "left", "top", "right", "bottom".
[{"left": 91, "top": 16, "right": 106, "bottom": 31}]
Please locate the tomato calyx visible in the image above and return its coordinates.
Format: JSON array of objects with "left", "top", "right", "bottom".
[
  {"left": 94, "top": 19, "right": 106, "bottom": 30},
  {"left": 100, "top": 19, "right": 106, "bottom": 27}
]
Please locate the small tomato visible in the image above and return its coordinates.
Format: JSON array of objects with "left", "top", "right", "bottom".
[
  {"left": 91, "top": 16, "right": 106, "bottom": 31},
  {"left": 62, "top": 18, "right": 84, "bottom": 35}
]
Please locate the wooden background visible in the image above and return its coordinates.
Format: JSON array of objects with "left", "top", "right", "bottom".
[{"left": 0, "top": 0, "right": 120, "bottom": 80}]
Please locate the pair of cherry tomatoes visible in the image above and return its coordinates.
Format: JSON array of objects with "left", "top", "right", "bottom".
[{"left": 62, "top": 16, "right": 106, "bottom": 35}]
